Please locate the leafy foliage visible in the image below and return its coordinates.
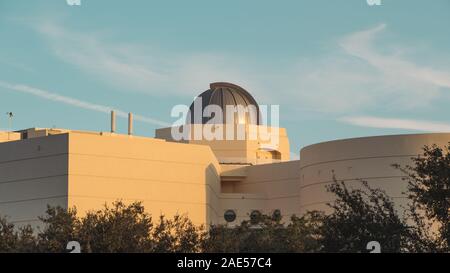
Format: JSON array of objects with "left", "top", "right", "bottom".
[
  {"left": 0, "top": 217, "right": 36, "bottom": 253},
  {"left": 0, "top": 216, "right": 17, "bottom": 252},
  {"left": 37, "top": 206, "right": 80, "bottom": 252},
  {"left": 203, "top": 213, "right": 321, "bottom": 253},
  {"left": 0, "top": 201, "right": 205, "bottom": 253},
  {"left": 394, "top": 143, "right": 450, "bottom": 252},
  {"left": 318, "top": 180, "right": 408, "bottom": 252}
]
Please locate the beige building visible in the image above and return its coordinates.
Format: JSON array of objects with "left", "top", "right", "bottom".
[{"left": 0, "top": 82, "right": 449, "bottom": 228}]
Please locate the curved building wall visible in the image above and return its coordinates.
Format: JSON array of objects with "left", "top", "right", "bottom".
[
  {"left": 299, "top": 133, "right": 450, "bottom": 214},
  {"left": 233, "top": 160, "right": 301, "bottom": 219},
  {"left": 216, "top": 160, "right": 302, "bottom": 224}
]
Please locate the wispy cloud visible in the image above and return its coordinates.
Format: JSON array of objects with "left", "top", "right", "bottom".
[
  {"left": 340, "top": 24, "right": 450, "bottom": 89},
  {"left": 14, "top": 21, "right": 450, "bottom": 134},
  {"left": 32, "top": 21, "right": 450, "bottom": 114},
  {"left": 332, "top": 25, "right": 450, "bottom": 132},
  {"left": 339, "top": 116, "right": 450, "bottom": 132},
  {"left": 290, "top": 24, "right": 450, "bottom": 113},
  {"left": 35, "top": 22, "right": 169, "bottom": 94},
  {"left": 0, "top": 80, "right": 170, "bottom": 127},
  {"left": 33, "top": 22, "right": 260, "bottom": 98}
]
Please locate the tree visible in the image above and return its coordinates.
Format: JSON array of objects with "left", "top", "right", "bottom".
[
  {"left": 318, "top": 180, "right": 409, "bottom": 253},
  {"left": 15, "top": 225, "right": 37, "bottom": 253},
  {"left": 286, "top": 211, "right": 323, "bottom": 252},
  {"left": 0, "top": 216, "right": 17, "bottom": 252},
  {"left": 152, "top": 214, "right": 206, "bottom": 253},
  {"left": 203, "top": 213, "right": 291, "bottom": 253},
  {"left": 170, "top": 214, "right": 206, "bottom": 253},
  {"left": 394, "top": 142, "right": 450, "bottom": 252},
  {"left": 31, "top": 201, "right": 205, "bottom": 253},
  {"left": 203, "top": 213, "right": 322, "bottom": 253},
  {"left": 37, "top": 206, "right": 81, "bottom": 252},
  {"left": 78, "top": 201, "right": 154, "bottom": 253}
]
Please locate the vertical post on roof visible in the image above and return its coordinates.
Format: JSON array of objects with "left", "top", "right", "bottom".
[
  {"left": 128, "top": 112, "right": 133, "bottom": 135},
  {"left": 111, "top": 110, "right": 116, "bottom": 133}
]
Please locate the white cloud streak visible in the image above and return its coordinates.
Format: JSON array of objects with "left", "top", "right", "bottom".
[
  {"left": 290, "top": 24, "right": 450, "bottom": 114},
  {"left": 32, "top": 22, "right": 450, "bottom": 115},
  {"left": 332, "top": 25, "right": 450, "bottom": 132},
  {"left": 11, "top": 21, "right": 450, "bottom": 136},
  {"left": 35, "top": 22, "right": 169, "bottom": 94},
  {"left": 339, "top": 116, "right": 450, "bottom": 132},
  {"left": 340, "top": 24, "right": 450, "bottom": 89},
  {"left": 0, "top": 80, "right": 170, "bottom": 127},
  {"left": 34, "top": 22, "right": 260, "bottom": 98}
]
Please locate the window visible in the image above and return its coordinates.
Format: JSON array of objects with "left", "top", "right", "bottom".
[
  {"left": 256, "top": 150, "right": 281, "bottom": 160},
  {"left": 224, "top": 210, "right": 236, "bottom": 223},
  {"left": 250, "top": 210, "right": 262, "bottom": 225},
  {"left": 272, "top": 209, "right": 281, "bottom": 221}
]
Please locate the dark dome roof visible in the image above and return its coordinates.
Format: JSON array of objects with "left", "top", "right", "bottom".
[{"left": 187, "top": 82, "right": 260, "bottom": 125}]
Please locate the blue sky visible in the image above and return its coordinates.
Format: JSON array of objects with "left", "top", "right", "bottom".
[{"left": 1, "top": 0, "right": 450, "bottom": 158}]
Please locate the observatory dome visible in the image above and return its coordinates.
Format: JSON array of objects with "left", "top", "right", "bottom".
[{"left": 187, "top": 82, "right": 260, "bottom": 125}]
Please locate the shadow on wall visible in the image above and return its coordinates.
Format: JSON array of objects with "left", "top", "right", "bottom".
[{"left": 205, "top": 163, "right": 221, "bottom": 226}]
